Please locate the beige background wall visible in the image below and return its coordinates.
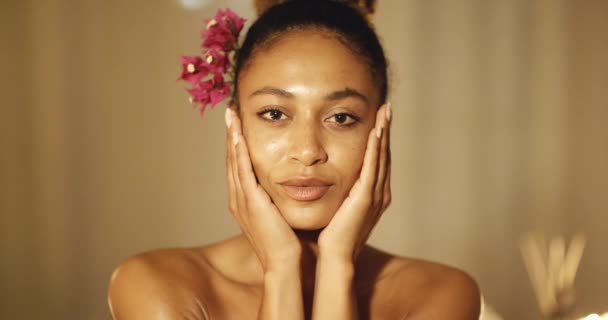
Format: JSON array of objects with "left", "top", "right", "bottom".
[{"left": 1, "top": 0, "right": 607, "bottom": 319}]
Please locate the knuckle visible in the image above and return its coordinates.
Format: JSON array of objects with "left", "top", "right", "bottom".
[
  {"left": 383, "top": 196, "right": 392, "bottom": 208},
  {"left": 383, "top": 191, "right": 392, "bottom": 208},
  {"left": 374, "top": 200, "right": 383, "bottom": 212},
  {"left": 227, "top": 196, "right": 237, "bottom": 213},
  {"left": 228, "top": 204, "right": 237, "bottom": 215},
  {"left": 237, "top": 166, "right": 246, "bottom": 181}
]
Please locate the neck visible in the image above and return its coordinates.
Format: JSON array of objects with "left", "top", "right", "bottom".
[
  {"left": 294, "top": 229, "right": 322, "bottom": 317},
  {"left": 294, "top": 229, "right": 321, "bottom": 255},
  {"left": 240, "top": 230, "right": 365, "bottom": 289},
  {"left": 294, "top": 229, "right": 321, "bottom": 290}
]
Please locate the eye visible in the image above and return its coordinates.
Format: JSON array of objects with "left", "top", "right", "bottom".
[
  {"left": 325, "top": 112, "right": 360, "bottom": 126},
  {"left": 257, "top": 108, "right": 287, "bottom": 121}
]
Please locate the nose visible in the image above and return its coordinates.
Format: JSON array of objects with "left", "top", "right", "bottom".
[{"left": 287, "top": 119, "right": 328, "bottom": 167}]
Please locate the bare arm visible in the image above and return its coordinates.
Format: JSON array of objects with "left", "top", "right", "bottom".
[
  {"left": 258, "top": 265, "right": 305, "bottom": 320},
  {"left": 227, "top": 108, "right": 305, "bottom": 320},
  {"left": 312, "top": 256, "right": 358, "bottom": 320},
  {"left": 313, "top": 103, "right": 392, "bottom": 319}
]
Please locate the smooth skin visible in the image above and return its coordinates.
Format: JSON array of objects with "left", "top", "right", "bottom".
[{"left": 107, "top": 30, "right": 481, "bottom": 320}]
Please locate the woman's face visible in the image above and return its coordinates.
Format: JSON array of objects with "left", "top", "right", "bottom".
[{"left": 237, "top": 30, "right": 382, "bottom": 230}]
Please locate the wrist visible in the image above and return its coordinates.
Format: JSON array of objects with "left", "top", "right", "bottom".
[
  {"left": 264, "top": 245, "right": 302, "bottom": 274},
  {"left": 264, "top": 267, "right": 301, "bottom": 282},
  {"left": 263, "top": 265, "right": 303, "bottom": 294},
  {"left": 264, "top": 257, "right": 301, "bottom": 277},
  {"left": 318, "top": 244, "right": 356, "bottom": 265},
  {"left": 260, "top": 261, "right": 305, "bottom": 320},
  {"left": 317, "top": 253, "right": 355, "bottom": 276}
]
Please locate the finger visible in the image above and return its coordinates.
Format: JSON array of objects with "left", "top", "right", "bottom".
[
  {"left": 374, "top": 103, "right": 390, "bottom": 204},
  {"left": 359, "top": 103, "right": 386, "bottom": 193},
  {"left": 234, "top": 132, "right": 265, "bottom": 203},
  {"left": 230, "top": 110, "right": 265, "bottom": 204},
  {"left": 229, "top": 109, "right": 247, "bottom": 215},
  {"left": 227, "top": 108, "right": 240, "bottom": 194},
  {"left": 380, "top": 102, "right": 392, "bottom": 213},
  {"left": 381, "top": 161, "right": 392, "bottom": 212},
  {"left": 225, "top": 108, "right": 237, "bottom": 215},
  {"left": 229, "top": 109, "right": 243, "bottom": 191},
  {"left": 227, "top": 108, "right": 250, "bottom": 233},
  {"left": 231, "top": 109, "right": 264, "bottom": 244}
]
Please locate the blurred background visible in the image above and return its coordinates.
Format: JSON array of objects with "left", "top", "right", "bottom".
[{"left": 1, "top": 0, "right": 607, "bottom": 319}]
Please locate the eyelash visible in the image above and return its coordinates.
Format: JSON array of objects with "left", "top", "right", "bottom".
[
  {"left": 256, "top": 107, "right": 361, "bottom": 127},
  {"left": 256, "top": 107, "right": 287, "bottom": 122},
  {"left": 328, "top": 113, "right": 361, "bottom": 127}
]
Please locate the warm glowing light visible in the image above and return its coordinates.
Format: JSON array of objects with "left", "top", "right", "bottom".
[
  {"left": 177, "top": 0, "right": 212, "bottom": 11},
  {"left": 579, "top": 312, "right": 608, "bottom": 320}
]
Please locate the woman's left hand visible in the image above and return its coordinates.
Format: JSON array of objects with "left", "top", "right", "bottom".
[{"left": 318, "top": 102, "right": 392, "bottom": 263}]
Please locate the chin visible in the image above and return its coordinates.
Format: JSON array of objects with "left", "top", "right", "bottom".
[{"left": 276, "top": 203, "right": 336, "bottom": 231}]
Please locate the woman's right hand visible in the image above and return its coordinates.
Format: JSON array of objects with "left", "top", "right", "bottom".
[{"left": 225, "top": 107, "right": 301, "bottom": 273}]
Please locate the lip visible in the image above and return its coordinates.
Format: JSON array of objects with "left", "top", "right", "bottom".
[{"left": 279, "top": 178, "right": 332, "bottom": 201}]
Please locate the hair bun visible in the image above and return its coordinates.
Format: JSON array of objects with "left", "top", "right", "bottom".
[
  {"left": 351, "top": 0, "right": 377, "bottom": 19},
  {"left": 253, "top": 0, "right": 284, "bottom": 16},
  {"left": 253, "top": 0, "right": 377, "bottom": 21}
]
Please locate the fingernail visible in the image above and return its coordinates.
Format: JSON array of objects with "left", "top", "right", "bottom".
[
  {"left": 386, "top": 102, "right": 392, "bottom": 122},
  {"left": 376, "top": 126, "right": 383, "bottom": 139},
  {"left": 225, "top": 108, "right": 232, "bottom": 129},
  {"left": 232, "top": 132, "right": 239, "bottom": 146}
]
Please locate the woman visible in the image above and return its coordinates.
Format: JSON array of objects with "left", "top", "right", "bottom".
[{"left": 108, "top": 1, "right": 481, "bottom": 319}]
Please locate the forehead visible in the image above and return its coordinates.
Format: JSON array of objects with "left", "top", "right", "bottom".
[{"left": 237, "top": 30, "right": 379, "bottom": 103}]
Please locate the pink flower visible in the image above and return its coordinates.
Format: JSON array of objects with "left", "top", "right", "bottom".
[
  {"left": 178, "top": 8, "right": 245, "bottom": 117},
  {"left": 202, "top": 28, "right": 233, "bottom": 50},
  {"left": 209, "top": 74, "right": 231, "bottom": 107},
  {"left": 178, "top": 56, "right": 209, "bottom": 84},
  {"left": 201, "top": 8, "right": 246, "bottom": 50},
  {"left": 201, "top": 48, "right": 230, "bottom": 75},
  {"left": 187, "top": 74, "right": 232, "bottom": 115},
  {"left": 219, "top": 8, "right": 246, "bottom": 34}
]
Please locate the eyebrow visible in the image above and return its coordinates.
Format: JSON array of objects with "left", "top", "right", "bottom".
[
  {"left": 324, "top": 87, "right": 369, "bottom": 104},
  {"left": 248, "top": 86, "right": 369, "bottom": 104},
  {"left": 249, "top": 86, "right": 294, "bottom": 99}
]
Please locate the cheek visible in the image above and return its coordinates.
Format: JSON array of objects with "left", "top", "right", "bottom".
[
  {"left": 327, "top": 134, "right": 368, "bottom": 183},
  {"left": 246, "top": 130, "right": 288, "bottom": 180}
]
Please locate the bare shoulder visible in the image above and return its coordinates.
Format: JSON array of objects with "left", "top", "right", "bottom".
[
  {"left": 386, "top": 255, "right": 481, "bottom": 320},
  {"left": 359, "top": 246, "right": 479, "bottom": 320},
  {"left": 107, "top": 247, "right": 213, "bottom": 320}
]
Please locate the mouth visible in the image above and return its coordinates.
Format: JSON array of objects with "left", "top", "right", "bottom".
[{"left": 279, "top": 178, "right": 332, "bottom": 201}]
